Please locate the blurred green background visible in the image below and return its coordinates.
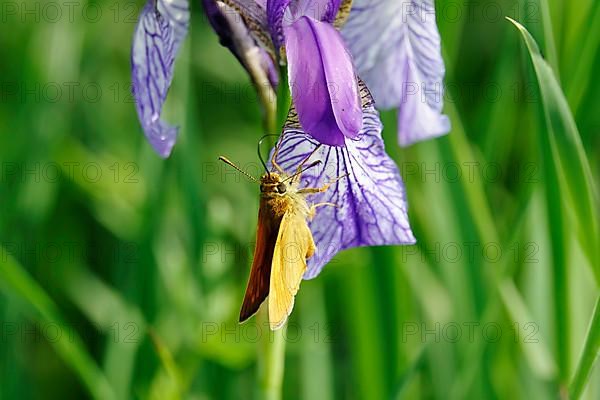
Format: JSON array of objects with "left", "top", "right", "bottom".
[{"left": 1, "top": 0, "right": 599, "bottom": 399}]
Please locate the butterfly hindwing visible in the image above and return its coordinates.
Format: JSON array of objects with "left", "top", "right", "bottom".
[{"left": 268, "top": 210, "right": 315, "bottom": 330}]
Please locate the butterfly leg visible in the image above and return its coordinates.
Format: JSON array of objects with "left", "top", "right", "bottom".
[
  {"left": 295, "top": 145, "right": 322, "bottom": 173},
  {"left": 285, "top": 146, "right": 322, "bottom": 184},
  {"left": 297, "top": 173, "right": 349, "bottom": 194},
  {"left": 308, "top": 202, "right": 338, "bottom": 218}
]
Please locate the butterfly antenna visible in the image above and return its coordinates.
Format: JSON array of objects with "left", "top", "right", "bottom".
[
  {"left": 282, "top": 160, "right": 322, "bottom": 183},
  {"left": 218, "top": 156, "right": 258, "bottom": 183},
  {"left": 257, "top": 134, "right": 280, "bottom": 176}
]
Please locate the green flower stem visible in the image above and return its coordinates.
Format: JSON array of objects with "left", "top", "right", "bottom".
[
  {"left": 276, "top": 65, "right": 291, "bottom": 132},
  {"left": 257, "top": 307, "right": 287, "bottom": 400},
  {"left": 569, "top": 295, "right": 600, "bottom": 399},
  {"left": 246, "top": 53, "right": 277, "bottom": 135},
  {"left": 259, "top": 82, "right": 277, "bottom": 135}
]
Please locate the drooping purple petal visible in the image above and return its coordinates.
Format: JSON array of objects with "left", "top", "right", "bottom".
[
  {"left": 131, "top": 0, "right": 189, "bottom": 157},
  {"left": 285, "top": 16, "right": 362, "bottom": 146},
  {"left": 272, "top": 84, "right": 416, "bottom": 278},
  {"left": 341, "top": 0, "right": 450, "bottom": 146},
  {"left": 267, "top": 0, "right": 341, "bottom": 46},
  {"left": 203, "top": 0, "right": 278, "bottom": 89}
]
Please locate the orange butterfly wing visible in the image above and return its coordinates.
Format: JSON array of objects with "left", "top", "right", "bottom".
[
  {"left": 268, "top": 210, "right": 315, "bottom": 330},
  {"left": 239, "top": 198, "right": 283, "bottom": 323}
]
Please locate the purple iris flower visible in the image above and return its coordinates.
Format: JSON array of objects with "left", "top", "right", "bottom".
[
  {"left": 131, "top": 1, "right": 418, "bottom": 278},
  {"left": 271, "top": 83, "right": 416, "bottom": 278},
  {"left": 267, "top": 0, "right": 363, "bottom": 146},
  {"left": 341, "top": 0, "right": 451, "bottom": 146}
]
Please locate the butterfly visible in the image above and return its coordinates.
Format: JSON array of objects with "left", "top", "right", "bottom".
[{"left": 219, "top": 138, "right": 345, "bottom": 330}]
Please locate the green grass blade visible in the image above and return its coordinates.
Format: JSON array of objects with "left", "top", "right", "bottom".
[
  {"left": 569, "top": 295, "right": 600, "bottom": 399},
  {"left": 0, "top": 249, "right": 116, "bottom": 400},
  {"left": 61, "top": 266, "right": 147, "bottom": 400},
  {"left": 565, "top": 1, "right": 600, "bottom": 113},
  {"left": 508, "top": 17, "right": 571, "bottom": 384},
  {"left": 499, "top": 280, "right": 558, "bottom": 379},
  {"left": 507, "top": 17, "right": 599, "bottom": 282},
  {"left": 537, "top": 0, "right": 560, "bottom": 77},
  {"left": 394, "top": 346, "right": 428, "bottom": 399}
]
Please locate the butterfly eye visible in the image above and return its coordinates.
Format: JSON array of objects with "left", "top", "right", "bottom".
[{"left": 277, "top": 183, "right": 287, "bottom": 193}]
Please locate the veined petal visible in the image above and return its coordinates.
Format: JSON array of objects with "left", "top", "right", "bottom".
[
  {"left": 272, "top": 83, "right": 416, "bottom": 278},
  {"left": 396, "top": 58, "right": 450, "bottom": 146},
  {"left": 131, "top": 0, "right": 189, "bottom": 157},
  {"left": 267, "top": 0, "right": 341, "bottom": 46},
  {"left": 267, "top": 0, "right": 293, "bottom": 46},
  {"left": 341, "top": 0, "right": 450, "bottom": 146},
  {"left": 203, "top": 0, "right": 278, "bottom": 89},
  {"left": 285, "top": 16, "right": 362, "bottom": 146}
]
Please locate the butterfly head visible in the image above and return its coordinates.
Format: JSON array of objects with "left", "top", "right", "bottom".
[{"left": 260, "top": 173, "right": 288, "bottom": 196}]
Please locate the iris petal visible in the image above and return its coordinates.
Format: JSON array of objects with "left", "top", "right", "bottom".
[
  {"left": 285, "top": 16, "right": 362, "bottom": 146},
  {"left": 342, "top": 0, "right": 450, "bottom": 146},
  {"left": 272, "top": 83, "right": 416, "bottom": 278},
  {"left": 131, "top": 0, "right": 189, "bottom": 157}
]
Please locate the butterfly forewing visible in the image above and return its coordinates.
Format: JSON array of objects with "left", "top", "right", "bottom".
[
  {"left": 239, "top": 198, "right": 283, "bottom": 323},
  {"left": 268, "top": 210, "right": 315, "bottom": 330}
]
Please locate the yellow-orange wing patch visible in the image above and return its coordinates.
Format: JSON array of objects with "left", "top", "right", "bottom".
[{"left": 268, "top": 210, "right": 315, "bottom": 330}]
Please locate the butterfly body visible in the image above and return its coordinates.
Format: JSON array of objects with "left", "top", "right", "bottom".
[
  {"left": 240, "top": 171, "right": 316, "bottom": 330},
  {"left": 220, "top": 144, "right": 340, "bottom": 330}
]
